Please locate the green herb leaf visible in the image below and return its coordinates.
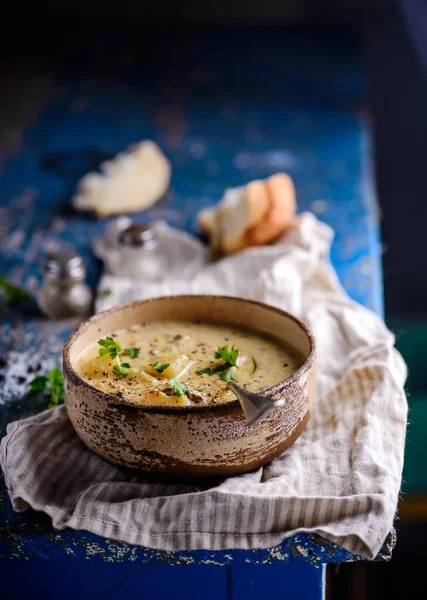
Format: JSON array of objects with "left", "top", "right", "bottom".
[
  {"left": 112, "top": 364, "right": 129, "bottom": 379},
  {"left": 116, "top": 391, "right": 127, "bottom": 398},
  {"left": 28, "top": 375, "right": 49, "bottom": 395},
  {"left": 195, "top": 386, "right": 206, "bottom": 392},
  {"left": 0, "top": 274, "right": 31, "bottom": 303},
  {"left": 197, "top": 364, "right": 229, "bottom": 376},
  {"left": 97, "top": 336, "right": 121, "bottom": 359},
  {"left": 197, "top": 344, "right": 240, "bottom": 383},
  {"left": 47, "top": 368, "right": 65, "bottom": 408},
  {"left": 219, "top": 368, "right": 237, "bottom": 383},
  {"left": 152, "top": 361, "right": 170, "bottom": 373},
  {"left": 28, "top": 368, "right": 64, "bottom": 409},
  {"left": 124, "top": 347, "right": 140, "bottom": 359},
  {"left": 167, "top": 378, "right": 189, "bottom": 397},
  {"left": 101, "top": 288, "right": 112, "bottom": 296},
  {"left": 215, "top": 345, "right": 239, "bottom": 367}
]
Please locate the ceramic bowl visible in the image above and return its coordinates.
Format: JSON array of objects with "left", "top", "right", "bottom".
[{"left": 63, "top": 295, "right": 316, "bottom": 480}]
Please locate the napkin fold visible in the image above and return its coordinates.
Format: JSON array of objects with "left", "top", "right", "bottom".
[{"left": 0, "top": 213, "right": 407, "bottom": 559}]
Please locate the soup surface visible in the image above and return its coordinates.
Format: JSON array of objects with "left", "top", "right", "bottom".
[{"left": 75, "top": 321, "right": 303, "bottom": 406}]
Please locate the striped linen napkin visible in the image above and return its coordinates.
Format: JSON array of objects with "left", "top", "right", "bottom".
[{"left": 0, "top": 213, "right": 407, "bottom": 558}]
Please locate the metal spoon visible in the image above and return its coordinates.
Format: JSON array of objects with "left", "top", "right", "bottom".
[{"left": 227, "top": 381, "right": 286, "bottom": 426}]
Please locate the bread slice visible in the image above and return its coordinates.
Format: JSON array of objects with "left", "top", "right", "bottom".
[
  {"left": 72, "top": 140, "right": 171, "bottom": 217},
  {"left": 217, "top": 180, "right": 270, "bottom": 254},
  {"left": 245, "top": 173, "right": 296, "bottom": 246},
  {"left": 198, "top": 206, "right": 223, "bottom": 254},
  {"left": 198, "top": 206, "right": 217, "bottom": 236},
  {"left": 196, "top": 173, "right": 296, "bottom": 255}
]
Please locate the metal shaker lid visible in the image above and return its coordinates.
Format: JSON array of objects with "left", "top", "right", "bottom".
[
  {"left": 43, "top": 250, "right": 86, "bottom": 280},
  {"left": 118, "top": 224, "right": 156, "bottom": 248}
]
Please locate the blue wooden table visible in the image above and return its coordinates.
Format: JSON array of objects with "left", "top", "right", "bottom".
[{"left": 0, "top": 28, "right": 386, "bottom": 599}]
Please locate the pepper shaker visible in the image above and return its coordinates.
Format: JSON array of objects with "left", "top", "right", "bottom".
[
  {"left": 117, "top": 223, "right": 166, "bottom": 279},
  {"left": 37, "top": 251, "right": 92, "bottom": 320}
]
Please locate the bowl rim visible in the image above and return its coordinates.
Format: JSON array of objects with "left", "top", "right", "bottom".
[{"left": 63, "top": 294, "right": 316, "bottom": 414}]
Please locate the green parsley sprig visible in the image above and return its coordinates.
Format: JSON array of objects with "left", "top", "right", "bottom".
[
  {"left": 152, "top": 361, "right": 170, "bottom": 373},
  {"left": 29, "top": 368, "right": 64, "bottom": 409},
  {"left": 113, "top": 363, "right": 131, "bottom": 379},
  {"left": 0, "top": 274, "right": 31, "bottom": 304},
  {"left": 219, "top": 368, "right": 237, "bottom": 383},
  {"left": 98, "top": 336, "right": 121, "bottom": 359},
  {"left": 197, "top": 364, "right": 229, "bottom": 376},
  {"left": 215, "top": 345, "right": 239, "bottom": 367},
  {"left": 97, "top": 336, "right": 131, "bottom": 379},
  {"left": 167, "top": 378, "right": 189, "bottom": 397},
  {"left": 197, "top": 344, "right": 239, "bottom": 383},
  {"left": 123, "top": 347, "right": 140, "bottom": 359}
]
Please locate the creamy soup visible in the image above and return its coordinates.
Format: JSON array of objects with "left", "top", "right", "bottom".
[{"left": 75, "top": 321, "right": 303, "bottom": 406}]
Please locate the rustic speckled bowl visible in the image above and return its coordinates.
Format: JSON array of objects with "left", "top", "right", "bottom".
[{"left": 64, "top": 295, "right": 316, "bottom": 480}]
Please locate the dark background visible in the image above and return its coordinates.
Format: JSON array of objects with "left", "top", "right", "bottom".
[{"left": 3, "top": 0, "right": 426, "bottom": 315}]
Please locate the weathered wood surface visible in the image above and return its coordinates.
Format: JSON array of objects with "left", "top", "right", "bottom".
[{"left": 0, "top": 28, "right": 387, "bottom": 564}]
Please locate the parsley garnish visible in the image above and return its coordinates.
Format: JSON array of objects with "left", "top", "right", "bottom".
[
  {"left": 197, "top": 344, "right": 239, "bottom": 383},
  {"left": 153, "top": 361, "right": 170, "bottom": 373},
  {"left": 98, "top": 336, "right": 121, "bottom": 359},
  {"left": 167, "top": 378, "right": 189, "bottom": 397},
  {"left": 195, "top": 386, "right": 206, "bottom": 392},
  {"left": 101, "top": 288, "right": 112, "bottom": 296},
  {"left": 124, "top": 347, "right": 140, "bottom": 359},
  {"left": 220, "top": 368, "right": 237, "bottom": 383},
  {"left": 28, "top": 368, "right": 64, "bottom": 409},
  {"left": 215, "top": 345, "right": 239, "bottom": 367},
  {"left": 97, "top": 337, "right": 131, "bottom": 378},
  {"left": 113, "top": 363, "right": 130, "bottom": 379},
  {"left": 0, "top": 275, "right": 31, "bottom": 303},
  {"left": 197, "top": 364, "right": 229, "bottom": 376}
]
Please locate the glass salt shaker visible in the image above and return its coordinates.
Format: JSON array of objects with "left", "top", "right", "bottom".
[
  {"left": 118, "top": 224, "right": 165, "bottom": 280},
  {"left": 37, "top": 251, "right": 92, "bottom": 320}
]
